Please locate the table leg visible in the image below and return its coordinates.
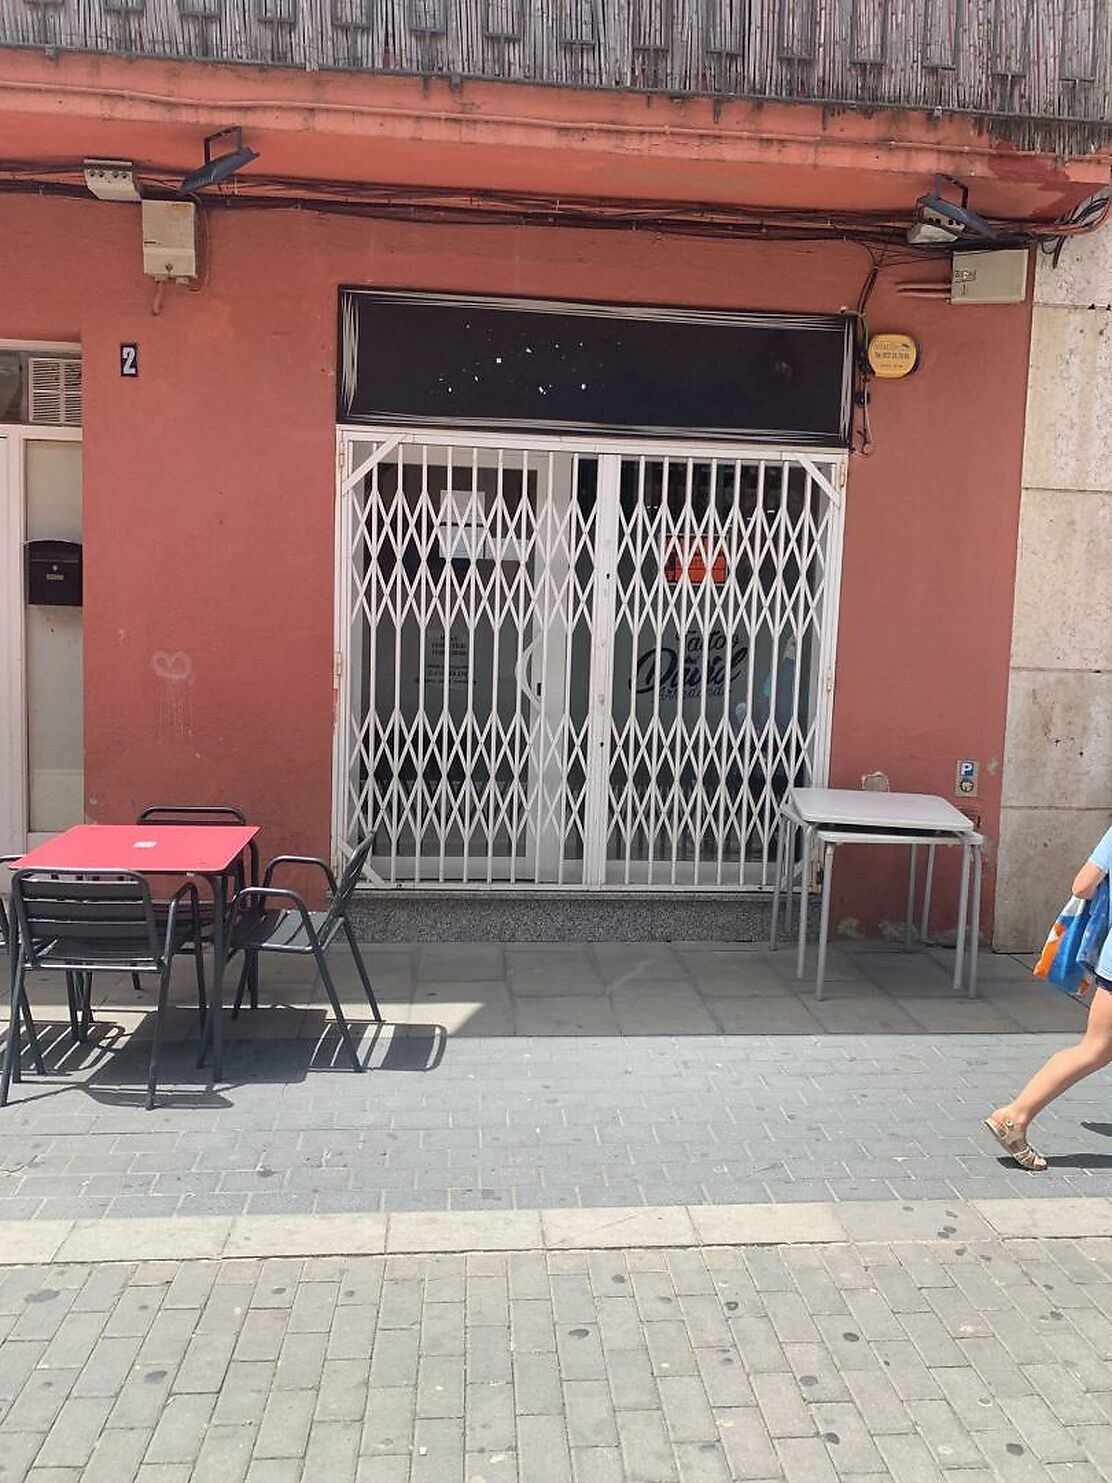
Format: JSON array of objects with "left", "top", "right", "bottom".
[
  {"left": 198, "top": 872, "right": 229, "bottom": 1082},
  {"left": 796, "top": 826, "right": 812, "bottom": 980},
  {"left": 770, "top": 814, "right": 786, "bottom": 951},
  {"left": 784, "top": 820, "right": 796, "bottom": 938},
  {"left": 816, "top": 841, "right": 835, "bottom": 1002},
  {"left": 968, "top": 842, "right": 982, "bottom": 1000},
  {"left": 905, "top": 845, "right": 917, "bottom": 952},
  {"left": 953, "top": 842, "right": 971, "bottom": 994},
  {"left": 210, "top": 873, "right": 228, "bottom": 1084},
  {"left": 921, "top": 845, "right": 936, "bottom": 944}
]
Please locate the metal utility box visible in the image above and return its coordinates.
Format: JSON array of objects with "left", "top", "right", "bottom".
[
  {"left": 141, "top": 201, "right": 197, "bottom": 282},
  {"left": 26, "top": 540, "right": 83, "bottom": 606},
  {"left": 951, "top": 249, "right": 1029, "bottom": 304}
]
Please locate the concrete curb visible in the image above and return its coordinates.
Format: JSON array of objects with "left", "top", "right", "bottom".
[{"left": 2, "top": 1196, "right": 1112, "bottom": 1265}]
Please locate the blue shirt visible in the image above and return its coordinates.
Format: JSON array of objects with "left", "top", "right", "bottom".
[{"left": 1089, "top": 826, "right": 1112, "bottom": 981}]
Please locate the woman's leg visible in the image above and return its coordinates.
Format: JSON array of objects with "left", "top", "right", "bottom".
[{"left": 993, "top": 985, "right": 1112, "bottom": 1133}]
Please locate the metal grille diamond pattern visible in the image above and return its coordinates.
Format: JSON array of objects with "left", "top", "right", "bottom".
[{"left": 335, "top": 432, "right": 843, "bottom": 890}]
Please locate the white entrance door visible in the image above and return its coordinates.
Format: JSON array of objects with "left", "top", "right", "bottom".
[
  {"left": 335, "top": 430, "right": 844, "bottom": 889},
  {"left": 0, "top": 432, "right": 20, "bottom": 852},
  {"left": 0, "top": 428, "right": 84, "bottom": 854}
]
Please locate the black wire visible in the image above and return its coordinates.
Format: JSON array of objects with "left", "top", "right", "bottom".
[
  {"left": 0, "top": 161, "right": 1074, "bottom": 251},
  {"left": 0, "top": 175, "right": 1034, "bottom": 260}
]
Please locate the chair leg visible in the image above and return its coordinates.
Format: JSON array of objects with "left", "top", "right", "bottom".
[
  {"left": 19, "top": 991, "right": 44, "bottom": 1077},
  {"left": 193, "top": 942, "right": 208, "bottom": 1032},
  {"left": 343, "top": 921, "right": 382, "bottom": 1022},
  {"left": 131, "top": 973, "right": 143, "bottom": 997},
  {"left": 79, "top": 973, "right": 94, "bottom": 1042},
  {"left": 146, "top": 965, "right": 175, "bottom": 1111},
  {"left": 65, "top": 972, "right": 80, "bottom": 1042},
  {"left": 315, "top": 949, "right": 363, "bottom": 1072},
  {"left": 1, "top": 959, "right": 27, "bottom": 1106},
  {"left": 231, "top": 957, "right": 249, "bottom": 1019},
  {"left": 249, "top": 955, "right": 258, "bottom": 1011}
]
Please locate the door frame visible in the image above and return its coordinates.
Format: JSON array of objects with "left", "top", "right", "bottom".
[
  {"left": 0, "top": 421, "right": 83, "bottom": 855},
  {"left": 333, "top": 425, "right": 847, "bottom": 889}
]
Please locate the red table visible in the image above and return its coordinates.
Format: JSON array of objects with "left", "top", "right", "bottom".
[{"left": 14, "top": 823, "right": 259, "bottom": 1082}]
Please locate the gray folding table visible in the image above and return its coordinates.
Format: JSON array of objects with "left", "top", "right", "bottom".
[{"left": 770, "top": 788, "right": 983, "bottom": 1001}]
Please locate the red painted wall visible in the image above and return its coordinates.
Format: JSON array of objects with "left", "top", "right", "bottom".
[{"left": 0, "top": 195, "right": 1030, "bottom": 931}]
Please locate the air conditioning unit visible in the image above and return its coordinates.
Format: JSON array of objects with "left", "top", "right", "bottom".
[{"left": 27, "top": 357, "right": 82, "bottom": 427}]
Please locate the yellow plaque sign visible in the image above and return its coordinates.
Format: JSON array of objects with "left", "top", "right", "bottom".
[{"left": 867, "top": 333, "right": 919, "bottom": 379}]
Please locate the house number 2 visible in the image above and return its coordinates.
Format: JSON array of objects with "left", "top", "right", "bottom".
[{"left": 120, "top": 344, "right": 139, "bottom": 378}]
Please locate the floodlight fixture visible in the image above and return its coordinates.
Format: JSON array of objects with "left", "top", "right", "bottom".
[
  {"left": 908, "top": 175, "right": 997, "bottom": 245},
  {"left": 176, "top": 127, "right": 258, "bottom": 197}
]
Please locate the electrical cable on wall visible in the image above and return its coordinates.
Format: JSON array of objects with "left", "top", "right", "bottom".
[{"left": 0, "top": 161, "right": 1100, "bottom": 257}]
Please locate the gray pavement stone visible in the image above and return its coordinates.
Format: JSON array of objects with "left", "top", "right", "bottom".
[
  {"left": 570, "top": 1446, "right": 626, "bottom": 1483},
  {"left": 512, "top": 1298, "right": 557, "bottom": 1354},
  {"left": 317, "top": 1357, "right": 373, "bottom": 1423},
  {"left": 191, "top": 1422, "right": 258, "bottom": 1483},
  {"left": 750, "top": 1370, "right": 817, "bottom": 1440},
  {"left": 903, "top": 1395, "right": 983, "bottom": 1469},
  {"left": 513, "top": 1352, "right": 563, "bottom": 1415},
  {"left": 466, "top": 1380, "right": 515, "bottom": 1455},
  {"left": 563, "top": 1379, "right": 619, "bottom": 1449},
  {"left": 774, "top": 1435, "right": 840, "bottom": 1483},
  {"left": 7, "top": 1366, "right": 78, "bottom": 1434},
  {"left": 171, "top": 1331, "right": 235, "bottom": 1394},
  {"left": 616, "top": 1409, "right": 678, "bottom": 1482},
  {"left": 715, "top": 1406, "right": 779, "bottom": 1479},
  {"left": 244, "top": 1462, "right": 303, "bottom": 1483},
  {"left": 81, "top": 1425, "right": 152, "bottom": 1483},
  {"left": 516, "top": 1413, "right": 571, "bottom": 1483},
  {"left": 303, "top": 1419, "right": 361, "bottom": 1480},
  {"left": 361, "top": 1384, "right": 415, "bottom": 1456},
  {"left": 144, "top": 1392, "right": 217, "bottom": 1465},
  {"left": 33, "top": 1395, "right": 114, "bottom": 1469},
  {"left": 875, "top": 1430, "right": 952, "bottom": 1481},
  {"left": 464, "top": 1324, "right": 511, "bottom": 1386}
]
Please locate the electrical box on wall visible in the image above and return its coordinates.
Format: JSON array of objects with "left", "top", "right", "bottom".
[
  {"left": 141, "top": 201, "right": 197, "bottom": 282},
  {"left": 951, "top": 249, "right": 1028, "bottom": 305}
]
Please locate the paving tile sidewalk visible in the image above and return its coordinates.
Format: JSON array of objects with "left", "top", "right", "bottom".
[
  {"left": 0, "top": 943, "right": 1104, "bottom": 1222},
  {"left": 4, "top": 1229, "right": 1112, "bottom": 1481}
]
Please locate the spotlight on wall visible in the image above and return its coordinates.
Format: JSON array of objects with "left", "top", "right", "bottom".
[
  {"left": 84, "top": 159, "right": 142, "bottom": 203},
  {"left": 176, "top": 127, "right": 258, "bottom": 197},
  {"left": 908, "top": 175, "right": 996, "bottom": 245}
]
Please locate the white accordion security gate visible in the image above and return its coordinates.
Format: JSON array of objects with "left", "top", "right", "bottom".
[{"left": 334, "top": 429, "right": 845, "bottom": 890}]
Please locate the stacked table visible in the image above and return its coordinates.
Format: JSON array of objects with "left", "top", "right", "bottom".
[{"left": 770, "top": 788, "right": 983, "bottom": 1001}]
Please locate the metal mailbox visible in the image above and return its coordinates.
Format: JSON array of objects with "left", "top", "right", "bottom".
[{"left": 26, "top": 540, "right": 83, "bottom": 607}]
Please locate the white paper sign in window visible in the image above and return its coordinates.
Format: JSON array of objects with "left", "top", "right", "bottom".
[{"left": 436, "top": 488, "right": 521, "bottom": 562}]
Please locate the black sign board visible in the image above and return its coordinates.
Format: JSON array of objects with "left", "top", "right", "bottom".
[{"left": 339, "top": 290, "right": 852, "bottom": 446}]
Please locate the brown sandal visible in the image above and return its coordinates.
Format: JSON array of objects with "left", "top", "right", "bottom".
[{"left": 984, "top": 1116, "right": 1048, "bottom": 1172}]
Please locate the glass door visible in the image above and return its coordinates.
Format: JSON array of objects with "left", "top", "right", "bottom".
[
  {"left": 340, "top": 437, "right": 598, "bottom": 884},
  {"left": 604, "top": 453, "right": 840, "bottom": 886}
]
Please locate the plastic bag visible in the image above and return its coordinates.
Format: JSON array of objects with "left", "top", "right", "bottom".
[{"left": 1034, "top": 884, "right": 1109, "bottom": 1005}]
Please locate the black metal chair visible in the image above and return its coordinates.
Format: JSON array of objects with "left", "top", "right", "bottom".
[
  {"left": 131, "top": 805, "right": 258, "bottom": 1011},
  {"left": 0, "top": 858, "right": 44, "bottom": 1083},
  {"left": 5, "top": 871, "right": 206, "bottom": 1110},
  {"left": 136, "top": 806, "right": 258, "bottom": 892},
  {"left": 227, "top": 837, "right": 380, "bottom": 1072}
]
